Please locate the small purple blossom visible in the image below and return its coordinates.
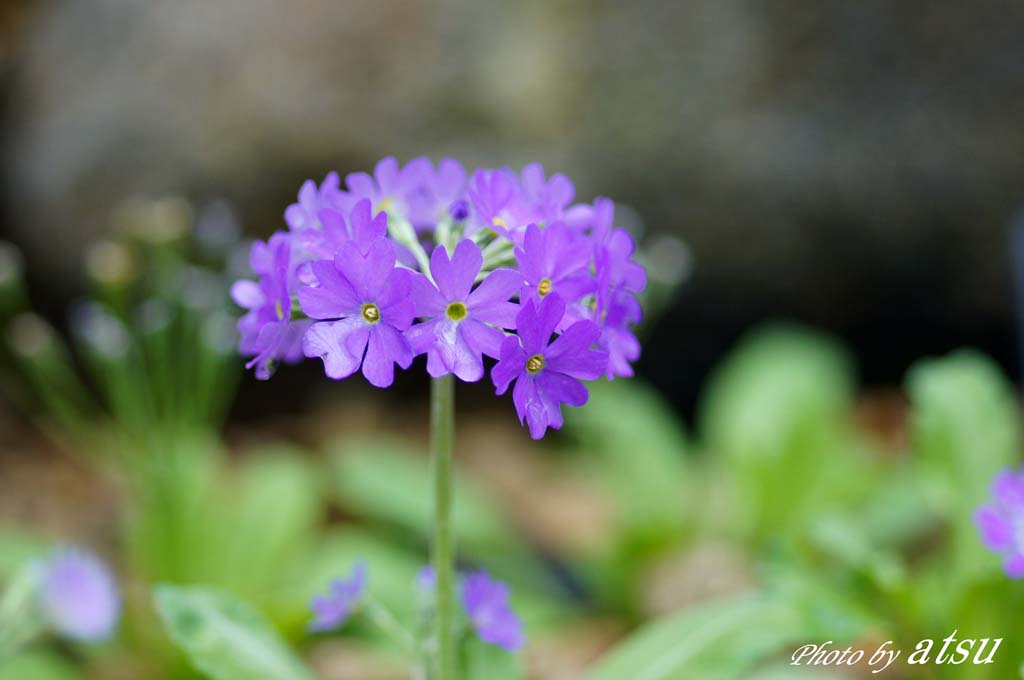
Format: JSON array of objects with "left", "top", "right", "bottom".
[
  {"left": 492, "top": 295, "right": 608, "bottom": 439},
  {"left": 407, "top": 158, "right": 469, "bottom": 229},
  {"left": 309, "top": 560, "right": 368, "bottom": 633},
  {"left": 515, "top": 222, "right": 594, "bottom": 308},
  {"left": 517, "top": 163, "right": 575, "bottom": 225},
  {"left": 231, "top": 233, "right": 311, "bottom": 379},
  {"left": 37, "top": 549, "right": 120, "bottom": 642},
  {"left": 449, "top": 199, "right": 470, "bottom": 222},
  {"left": 407, "top": 240, "right": 521, "bottom": 382},
  {"left": 413, "top": 566, "right": 524, "bottom": 652},
  {"left": 975, "top": 468, "right": 1024, "bottom": 577},
  {"left": 467, "top": 168, "right": 530, "bottom": 240},
  {"left": 285, "top": 172, "right": 343, "bottom": 232},
  {"left": 298, "top": 198, "right": 388, "bottom": 263},
  {"left": 461, "top": 571, "right": 524, "bottom": 652},
  {"left": 342, "top": 156, "right": 431, "bottom": 220},
  {"left": 300, "top": 237, "right": 414, "bottom": 387}
]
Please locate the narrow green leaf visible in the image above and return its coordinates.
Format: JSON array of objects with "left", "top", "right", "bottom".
[
  {"left": 153, "top": 584, "right": 314, "bottom": 680},
  {"left": 586, "top": 595, "right": 804, "bottom": 680}
]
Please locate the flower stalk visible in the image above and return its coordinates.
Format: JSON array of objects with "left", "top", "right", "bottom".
[{"left": 431, "top": 374, "right": 456, "bottom": 680}]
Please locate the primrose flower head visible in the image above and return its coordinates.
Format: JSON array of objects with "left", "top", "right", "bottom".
[
  {"left": 36, "top": 548, "right": 120, "bottom": 642},
  {"left": 309, "top": 560, "right": 368, "bottom": 633},
  {"left": 976, "top": 468, "right": 1024, "bottom": 578},
  {"left": 231, "top": 158, "right": 648, "bottom": 438}
]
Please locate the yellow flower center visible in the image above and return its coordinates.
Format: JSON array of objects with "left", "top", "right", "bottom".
[
  {"left": 492, "top": 216, "right": 507, "bottom": 229},
  {"left": 275, "top": 300, "right": 285, "bottom": 321},
  {"left": 361, "top": 303, "right": 381, "bottom": 324},
  {"left": 445, "top": 301, "right": 468, "bottom": 321},
  {"left": 526, "top": 354, "right": 544, "bottom": 374},
  {"left": 537, "top": 278, "right": 552, "bottom": 297}
]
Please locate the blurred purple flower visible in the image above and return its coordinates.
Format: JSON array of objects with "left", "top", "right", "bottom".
[
  {"left": 517, "top": 163, "right": 575, "bottom": 225},
  {"left": 414, "top": 566, "right": 525, "bottom": 652},
  {"left": 406, "top": 158, "right": 469, "bottom": 230},
  {"left": 976, "top": 469, "right": 1024, "bottom": 577},
  {"left": 467, "top": 168, "right": 529, "bottom": 240},
  {"left": 309, "top": 560, "right": 368, "bottom": 633},
  {"left": 231, "top": 232, "right": 311, "bottom": 379},
  {"left": 37, "top": 549, "right": 119, "bottom": 642},
  {"left": 461, "top": 571, "right": 524, "bottom": 652},
  {"left": 342, "top": 156, "right": 431, "bottom": 220},
  {"left": 407, "top": 240, "right": 521, "bottom": 382},
  {"left": 285, "top": 172, "right": 343, "bottom": 232},
  {"left": 492, "top": 295, "right": 608, "bottom": 439},
  {"left": 299, "top": 237, "right": 414, "bottom": 387}
]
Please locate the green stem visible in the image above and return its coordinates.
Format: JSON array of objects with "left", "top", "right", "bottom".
[{"left": 431, "top": 374, "right": 456, "bottom": 680}]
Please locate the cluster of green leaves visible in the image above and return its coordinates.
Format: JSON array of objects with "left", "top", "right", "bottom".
[{"left": 570, "top": 326, "right": 1023, "bottom": 680}]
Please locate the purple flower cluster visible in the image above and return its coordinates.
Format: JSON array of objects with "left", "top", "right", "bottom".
[
  {"left": 232, "top": 158, "right": 646, "bottom": 438},
  {"left": 975, "top": 468, "right": 1024, "bottom": 578}
]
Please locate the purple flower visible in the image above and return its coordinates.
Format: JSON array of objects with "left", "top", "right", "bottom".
[
  {"left": 467, "top": 168, "right": 529, "bottom": 240},
  {"left": 976, "top": 469, "right": 1024, "bottom": 577},
  {"left": 585, "top": 197, "right": 647, "bottom": 293},
  {"left": 406, "top": 240, "right": 521, "bottom": 382},
  {"left": 299, "top": 237, "right": 415, "bottom": 387},
  {"left": 593, "top": 286, "right": 642, "bottom": 379},
  {"left": 415, "top": 566, "right": 524, "bottom": 652},
  {"left": 285, "top": 172, "right": 343, "bottom": 232},
  {"left": 406, "top": 158, "right": 469, "bottom": 230},
  {"left": 37, "top": 549, "right": 120, "bottom": 642},
  {"left": 517, "top": 163, "right": 574, "bottom": 225},
  {"left": 461, "top": 571, "right": 524, "bottom": 652},
  {"left": 492, "top": 295, "right": 608, "bottom": 439},
  {"left": 298, "top": 198, "right": 388, "bottom": 262},
  {"left": 514, "top": 223, "right": 594, "bottom": 309},
  {"left": 342, "top": 157, "right": 431, "bottom": 220},
  {"left": 231, "top": 233, "right": 311, "bottom": 379},
  {"left": 309, "top": 560, "right": 368, "bottom": 633}
]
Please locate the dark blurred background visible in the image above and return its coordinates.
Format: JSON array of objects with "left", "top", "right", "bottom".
[{"left": 3, "top": 0, "right": 1023, "bottom": 420}]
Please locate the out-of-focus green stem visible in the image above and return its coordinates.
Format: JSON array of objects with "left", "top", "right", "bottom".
[{"left": 431, "top": 374, "right": 456, "bottom": 680}]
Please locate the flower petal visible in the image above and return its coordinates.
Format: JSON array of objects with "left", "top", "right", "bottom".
[
  {"left": 431, "top": 240, "right": 482, "bottom": 301},
  {"left": 492, "top": 336, "right": 526, "bottom": 395},
  {"left": 468, "top": 269, "right": 522, "bottom": 328},
  {"left": 303, "top": 319, "right": 367, "bottom": 380},
  {"left": 230, "top": 280, "right": 264, "bottom": 309},
  {"left": 975, "top": 506, "right": 1014, "bottom": 552}
]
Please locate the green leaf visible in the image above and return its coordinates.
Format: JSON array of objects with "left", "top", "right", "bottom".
[
  {"left": 586, "top": 594, "right": 805, "bottom": 680},
  {"left": 907, "top": 349, "right": 1019, "bottom": 508},
  {"left": 906, "top": 350, "right": 1020, "bottom": 582},
  {"left": 698, "top": 324, "right": 862, "bottom": 538},
  {"left": 153, "top": 584, "right": 315, "bottom": 680},
  {"left": 0, "top": 651, "right": 80, "bottom": 680},
  {"left": 463, "top": 636, "right": 522, "bottom": 680},
  {"left": 0, "top": 526, "right": 51, "bottom": 580},
  {"left": 204, "top": 450, "right": 324, "bottom": 603},
  {"left": 566, "top": 379, "right": 688, "bottom": 530},
  {"left": 332, "top": 438, "right": 518, "bottom": 555}
]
